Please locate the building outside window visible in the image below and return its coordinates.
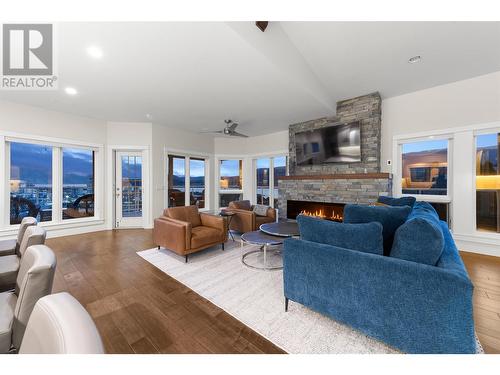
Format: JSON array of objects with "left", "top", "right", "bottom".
[
  {"left": 401, "top": 139, "right": 449, "bottom": 196},
  {"left": 219, "top": 159, "right": 243, "bottom": 208},
  {"left": 476, "top": 132, "right": 500, "bottom": 233},
  {"left": 9, "top": 142, "right": 53, "bottom": 224},
  {"left": 255, "top": 156, "right": 287, "bottom": 208},
  {"left": 167, "top": 154, "right": 207, "bottom": 209},
  {"left": 62, "top": 148, "right": 95, "bottom": 220}
]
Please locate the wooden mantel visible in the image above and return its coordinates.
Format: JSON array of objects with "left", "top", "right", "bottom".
[{"left": 278, "top": 173, "right": 391, "bottom": 181}]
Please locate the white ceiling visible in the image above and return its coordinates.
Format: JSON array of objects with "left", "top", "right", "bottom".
[{"left": 1, "top": 22, "right": 499, "bottom": 136}]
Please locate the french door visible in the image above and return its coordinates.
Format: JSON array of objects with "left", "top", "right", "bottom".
[{"left": 115, "top": 151, "right": 144, "bottom": 228}]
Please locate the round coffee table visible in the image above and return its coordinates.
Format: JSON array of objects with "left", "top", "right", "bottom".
[
  {"left": 259, "top": 221, "right": 299, "bottom": 237},
  {"left": 240, "top": 230, "right": 285, "bottom": 271}
]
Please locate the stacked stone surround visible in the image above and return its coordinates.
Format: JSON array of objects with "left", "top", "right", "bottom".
[
  {"left": 289, "top": 92, "right": 382, "bottom": 175},
  {"left": 278, "top": 92, "right": 391, "bottom": 218}
]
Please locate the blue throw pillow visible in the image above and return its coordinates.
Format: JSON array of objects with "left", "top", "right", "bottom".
[
  {"left": 297, "top": 214, "right": 384, "bottom": 255},
  {"left": 343, "top": 204, "right": 412, "bottom": 256},
  {"left": 390, "top": 217, "right": 444, "bottom": 266},
  {"left": 377, "top": 195, "right": 416, "bottom": 208},
  {"left": 412, "top": 201, "right": 439, "bottom": 220}
]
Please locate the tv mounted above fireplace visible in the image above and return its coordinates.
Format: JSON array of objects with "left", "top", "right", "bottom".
[{"left": 294, "top": 121, "right": 361, "bottom": 165}]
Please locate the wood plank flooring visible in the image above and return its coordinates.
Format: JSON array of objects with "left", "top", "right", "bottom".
[
  {"left": 47, "top": 229, "right": 284, "bottom": 354},
  {"left": 46, "top": 229, "right": 500, "bottom": 354}
]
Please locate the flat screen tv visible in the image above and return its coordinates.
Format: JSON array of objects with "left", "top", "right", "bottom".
[{"left": 294, "top": 122, "right": 361, "bottom": 165}]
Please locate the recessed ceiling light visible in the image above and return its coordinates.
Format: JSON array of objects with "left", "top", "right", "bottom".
[
  {"left": 64, "top": 87, "right": 78, "bottom": 96},
  {"left": 145, "top": 113, "right": 153, "bottom": 120},
  {"left": 408, "top": 55, "right": 422, "bottom": 64},
  {"left": 87, "top": 45, "right": 103, "bottom": 59}
]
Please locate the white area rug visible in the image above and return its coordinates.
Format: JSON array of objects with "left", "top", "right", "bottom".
[{"left": 137, "top": 240, "right": 400, "bottom": 353}]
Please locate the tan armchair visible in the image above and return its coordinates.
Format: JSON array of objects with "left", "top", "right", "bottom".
[
  {"left": 153, "top": 205, "right": 227, "bottom": 263},
  {"left": 227, "top": 200, "right": 276, "bottom": 233}
]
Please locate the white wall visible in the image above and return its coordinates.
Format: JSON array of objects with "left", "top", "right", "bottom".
[{"left": 381, "top": 71, "right": 500, "bottom": 172}]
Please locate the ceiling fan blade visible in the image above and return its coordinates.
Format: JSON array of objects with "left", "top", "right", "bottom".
[
  {"left": 228, "top": 123, "right": 238, "bottom": 131},
  {"left": 231, "top": 131, "right": 248, "bottom": 138},
  {"left": 200, "top": 130, "right": 223, "bottom": 134}
]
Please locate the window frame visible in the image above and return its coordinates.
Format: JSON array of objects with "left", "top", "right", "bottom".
[
  {"left": 165, "top": 149, "right": 210, "bottom": 211},
  {"left": 253, "top": 154, "right": 288, "bottom": 208},
  {"left": 216, "top": 157, "right": 244, "bottom": 209},
  {"left": 473, "top": 127, "right": 500, "bottom": 235},
  {"left": 1, "top": 133, "right": 103, "bottom": 230},
  {"left": 394, "top": 135, "right": 453, "bottom": 203}
]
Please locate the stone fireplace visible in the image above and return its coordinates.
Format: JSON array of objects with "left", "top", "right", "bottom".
[{"left": 278, "top": 92, "right": 392, "bottom": 219}]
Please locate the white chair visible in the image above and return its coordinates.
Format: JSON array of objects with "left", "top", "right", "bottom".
[
  {"left": 0, "top": 245, "right": 56, "bottom": 353},
  {"left": 19, "top": 292, "right": 104, "bottom": 354},
  {"left": 0, "top": 226, "right": 46, "bottom": 292},
  {"left": 0, "top": 217, "right": 37, "bottom": 257}
]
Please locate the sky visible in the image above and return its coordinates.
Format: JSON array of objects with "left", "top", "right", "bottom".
[{"left": 402, "top": 139, "right": 448, "bottom": 154}]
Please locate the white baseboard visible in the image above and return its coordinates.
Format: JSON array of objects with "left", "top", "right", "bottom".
[{"left": 454, "top": 233, "right": 500, "bottom": 258}]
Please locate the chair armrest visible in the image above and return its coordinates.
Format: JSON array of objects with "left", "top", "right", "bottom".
[
  {"left": 266, "top": 207, "right": 277, "bottom": 220},
  {"left": 153, "top": 217, "right": 191, "bottom": 252},
  {"left": 226, "top": 208, "right": 255, "bottom": 232},
  {"left": 199, "top": 213, "right": 226, "bottom": 234}
]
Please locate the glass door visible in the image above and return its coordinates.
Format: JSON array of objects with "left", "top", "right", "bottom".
[{"left": 115, "top": 151, "right": 143, "bottom": 228}]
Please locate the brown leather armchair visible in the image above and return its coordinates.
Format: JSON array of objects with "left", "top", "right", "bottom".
[
  {"left": 227, "top": 200, "right": 276, "bottom": 233},
  {"left": 153, "top": 206, "right": 227, "bottom": 263}
]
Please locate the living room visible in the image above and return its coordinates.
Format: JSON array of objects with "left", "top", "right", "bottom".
[{"left": 1, "top": 0, "right": 500, "bottom": 373}]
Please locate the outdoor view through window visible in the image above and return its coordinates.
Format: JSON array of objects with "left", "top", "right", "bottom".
[
  {"left": 476, "top": 133, "right": 500, "bottom": 233},
  {"left": 401, "top": 139, "right": 448, "bottom": 196}
]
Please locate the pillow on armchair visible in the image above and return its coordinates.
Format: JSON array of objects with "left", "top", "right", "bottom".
[
  {"left": 298, "top": 214, "right": 384, "bottom": 255},
  {"left": 253, "top": 204, "right": 269, "bottom": 217}
]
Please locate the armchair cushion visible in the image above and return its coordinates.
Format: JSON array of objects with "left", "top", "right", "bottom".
[
  {"left": 0, "top": 292, "right": 16, "bottom": 353},
  {"left": 0, "top": 256, "right": 20, "bottom": 292},
  {"left": 191, "top": 226, "right": 222, "bottom": 249},
  {"left": 229, "top": 200, "right": 252, "bottom": 211},
  {"left": 297, "top": 214, "right": 384, "bottom": 255},
  {"left": 164, "top": 206, "right": 202, "bottom": 227}
]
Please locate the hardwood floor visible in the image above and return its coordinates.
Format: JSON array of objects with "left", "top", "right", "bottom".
[
  {"left": 47, "top": 229, "right": 284, "bottom": 354},
  {"left": 461, "top": 251, "right": 500, "bottom": 354},
  {"left": 46, "top": 229, "right": 500, "bottom": 354}
]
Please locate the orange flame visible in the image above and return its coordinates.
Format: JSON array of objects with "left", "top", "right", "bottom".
[{"left": 300, "top": 208, "right": 343, "bottom": 221}]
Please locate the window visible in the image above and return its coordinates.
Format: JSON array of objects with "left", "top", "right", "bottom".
[
  {"left": 401, "top": 139, "right": 448, "bottom": 196},
  {"left": 476, "top": 132, "right": 500, "bottom": 233},
  {"left": 219, "top": 159, "right": 243, "bottom": 208},
  {"left": 62, "top": 148, "right": 95, "bottom": 220},
  {"left": 167, "top": 154, "right": 207, "bottom": 209},
  {"left": 10, "top": 142, "right": 53, "bottom": 224},
  {"left": 167, "top": 155, "right": 185, "bottom": 207},
  {"left": 273, "top": 156, "right": 287, "bottom": 208},
  {"left": 121, "top": 155, "right": 142, "bottom": 217},
  {"left": 190, "top": 158, "right": 205, "bottom": 209},
  {"left": 220, "top": 159, "right": 242, "bottom": 190},
  {"left": 256, "top": 158, "right": 270, "bottom": 205},
  {"left": 255, "top": 156, "right": 287, "bottom": 208}
]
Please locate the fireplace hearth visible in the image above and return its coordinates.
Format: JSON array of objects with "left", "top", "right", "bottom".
[{"left": 287, "top": 200, "right": 345, "bottom": 222}]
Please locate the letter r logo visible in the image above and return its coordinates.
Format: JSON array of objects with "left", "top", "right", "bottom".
[{"left": 2, "top": 24, "right": 53, "bottom": 75}]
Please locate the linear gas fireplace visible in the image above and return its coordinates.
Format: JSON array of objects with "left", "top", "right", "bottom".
[{"left": 287, "top": 200, "right": 345, "bottom": 222}]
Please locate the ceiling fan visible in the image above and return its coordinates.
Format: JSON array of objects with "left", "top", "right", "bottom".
[{"left": 202, "top": 119, "right": 249, "bottom": 138}]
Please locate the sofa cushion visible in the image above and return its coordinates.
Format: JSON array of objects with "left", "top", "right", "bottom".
[
  {"left": 253, "top": 204, "right": 269, "bottom": 217},
  {"left": 298, "top": 214, "right": 384, "bottom": 255},
  {"left": 190, "top": 226, "right": 221, "bottom": 249},
  {"left": 343, "top": 204, "right": 412, "bottom": 256},
  {"left": 390, "top": 201, "right": 444, "bottom": 266},
  {"left": 0, "top": 255, "right": 20, "bottom": 290},
  {"left": 377, "top": 196, "right": 416, "bottom": 208}
]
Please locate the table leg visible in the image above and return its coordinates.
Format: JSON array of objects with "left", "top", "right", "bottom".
[{"left": 263, "top": 244, "right": 267, "bottom": 267}]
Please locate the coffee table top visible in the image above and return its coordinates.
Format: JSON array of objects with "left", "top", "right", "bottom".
[
  {"left": 240, "top": 231, "right": 285, "bottom": 246},
  {"left": 259, "top": 221, "right": 299, "bottom": 237}
]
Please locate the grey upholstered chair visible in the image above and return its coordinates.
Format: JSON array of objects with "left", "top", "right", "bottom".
[
  {"left": 19, "top": 292, "right": 104, "bottom": 354},
  {"left": 0, "top": 244, "right": 57, "bottom": 353},
  {"left": 0, "top": 226, "right": 47, "bottom": 292},
  {"left": 0, "top": 217, "right": 37, "bottom": 257}
]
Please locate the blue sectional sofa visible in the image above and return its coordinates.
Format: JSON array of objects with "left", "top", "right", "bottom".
[{"left": 283, "top": 202, "right": 476, "bottom": 354}]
